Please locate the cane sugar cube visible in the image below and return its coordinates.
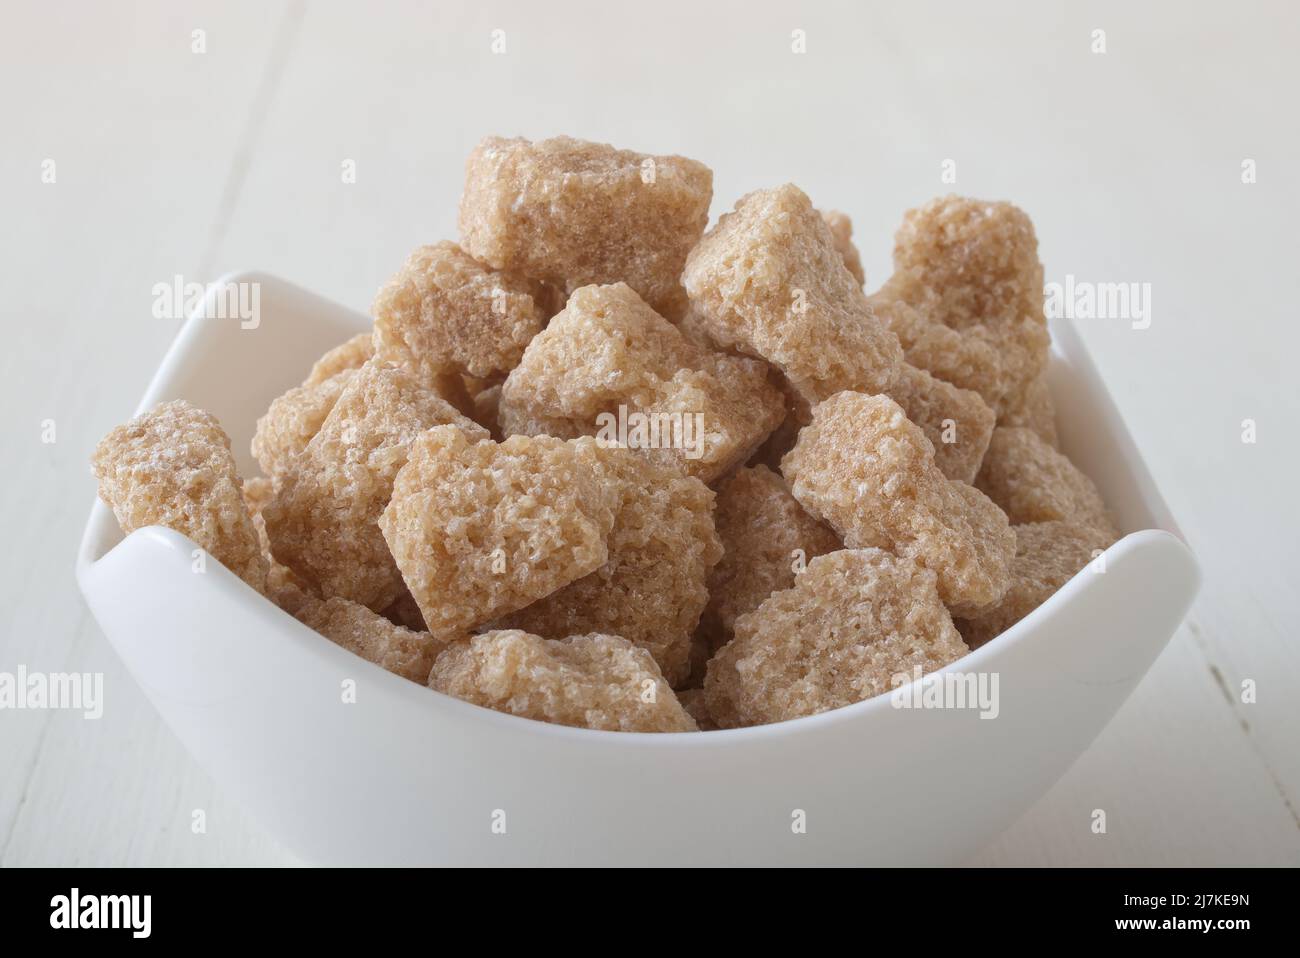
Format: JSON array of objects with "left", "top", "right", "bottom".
[
  {"left": 495, "top": 444, "right": 722, "bottom": 687},
  {"left": 700, "top": 465, "right": 840, "bottom": 648},
  {"left": 92, "top": 400, "right": 268, "bottom": 591},
  {"left": 459, "top": 135, "right": 712, "bottom": 320},
  {"left": 499, "top": 282, "right": 785, "bottom": 483},
  {"left": 263, "top": 361, "right": 488, "bottom": 610},
  {"left": 957, "top": 520, "right": 1118, "bottom": 648},
  {"left": 781, "top": 392, "right": 1014, "bottom": 616},
  {"left": 300, "top": 596, "right": 458, "bottom": 683},
  {"left": 372, "top": 241, "right": 547, "bottom": 380},
  {"left": 683, "top": 184, "right": 904, "bottom": 404},
  {"left": 975, "top": 426, "right": 1117, "bottom": 535},
  {"left": 380, "top": 430, "right": 619, "bottom": 636},
  {"left": 887, "top": 363, "right": 995, "bottom": 484},
  {"left": 821, "top": 209, "right": 865, "bottom": 286},
  {"left": 886, "top": 196, "right": 1050, "bottom": 412},
  {"left": 429, "top": 630, "right": 696, "bottom": 732},
  {"left": 705, "top": 549, "right": 967, "bottom": 728}
]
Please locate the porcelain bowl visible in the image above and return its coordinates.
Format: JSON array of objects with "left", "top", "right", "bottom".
[{"left": 76, "top": 272, "right": 1200, "bottom": 865}]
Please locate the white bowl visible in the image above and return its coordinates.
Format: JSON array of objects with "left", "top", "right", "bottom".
[{"left": 76, "top": 272, "right": 1200, "bottom": 866}]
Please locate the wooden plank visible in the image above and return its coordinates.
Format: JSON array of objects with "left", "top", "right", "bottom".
[
  {"left": 0, "top": 0, "right": 299, "bottom": 864},
  {"left": 973, "top": 626, "right": 1300, "bottom": 866}
]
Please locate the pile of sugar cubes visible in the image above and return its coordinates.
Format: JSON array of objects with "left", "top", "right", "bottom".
[{"left": 92, "top": 136, "right": 1118, "bottom": 732}]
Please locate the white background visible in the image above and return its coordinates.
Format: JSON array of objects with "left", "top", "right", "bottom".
[{"left": 1, "top": 0, "right": 1297, "bottom": 866}]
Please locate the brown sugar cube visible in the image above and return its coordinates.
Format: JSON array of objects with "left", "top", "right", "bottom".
[
  {"left": 251, "top": 333, "right": 374, "bottom": 482},
  {"left": 887, "top": 196, "right": 1050, "bottom": 411},
  {"left": 975, "top": 426, "right": 1117, "bottom": 535},
  {"left": 262, "top": 558, "right": 317, "bottom": 617},
  {"left": 894, "top": 195, "right": 1045, "bottom": 331},
  {"left": 381, "top": 587, "right": 428, "bottom": 632},
  {"left": 460, "top": 372, "right": 497, "bottom": 396},
  {"left": 957, "top": 520, "right": 1118, "bottom": 648},
  {"left": 241, "top": 473, "right": 275, "bottom": 517},
  {"left": 999, "top": 371, "right": 1059, "bottom": 448},
  {"left": 298, "top": 596, "right": 458, "bottom": 683},
  {"left": 379, "top": 429, "right": 620, "bottom": 637},
  {"left": 428, "top": 630, "right": 697, "bottom": 733},
  {"left": 705, "top": 549, "right": 968, "bottom": 728},
  {"left": 781, "top": 392, "right": 1014, "bottom": 617},
  {"left": 241, "top": 476, "right": 317, "bottom": 616},
  {"left": 532, "top": 281, "right": 569, "bottom": 320},
  {"left": 263, "top": 361, "right": 488, "bottom": 611},
  {"left": 820, "top": 209, "right": 865, "bottom": 286},
  {"left": 743, "top": 358, "right": 996, "bottom": 485},
  {"left": 683, "top": 184, "right": 904, "bottom": 404},
  {"left": 746, "top": 378, "right": 812, "bottom": 471},
  {"left": 498, "top": 282, "right": 785, "bottom": 484},
  {"left": 887, "top": 363, "right": 995, "bottom": 484},
  {"left": 676, "top": 688, "right": 716, "bottom": 731},
  {"left": 317, "top": 331, "right": 473, "bottom": 421},
  {"left": 458, "top": 135, "right": 712, "bottom": 320},
  {"left": 473, "top": 383, "right": 503, "bottom": 439},
  {"left": 429, "top": 369, "right": 478, "bottom": 419},
  {"left": 252, "top": 373, "right": 354, "bottom": 483},
  {"left": 372, "top": 242, "right": 547, "bottom": 381},
  {"left": 700, "top": 465, "right": 840, "bottom": 650},
  {"left": 681, "top": 629, "right": 712, "bottom": 691},
  {"left": 92, "top": 400, "right": 268, "bottom": 590},
  {"left": 867, "top": 287, "right": 1012, "bottom": 414},
  {"left": 304, "top": 332, "right": 374, "bottom": 386},
  {"left": 456, "top": 374, "right": 506, "bottom": 436},
  {"left": 675, "top": 304, "right": 728, "bottom": 349},
  {"left": 494, "top": 445, "right": 722, "bottom": 687}
]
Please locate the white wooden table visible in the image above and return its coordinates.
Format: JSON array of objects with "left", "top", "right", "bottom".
[{"left": 2, "top": 0, "right": 1296, "bottom": 866}]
